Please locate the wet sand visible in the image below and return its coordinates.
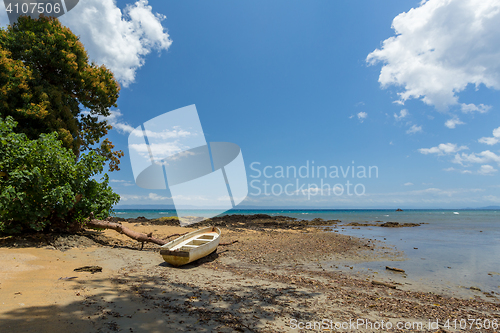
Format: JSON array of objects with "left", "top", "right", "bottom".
[{"left": 0, "top": 217, "right": 499, "bottom": 332}]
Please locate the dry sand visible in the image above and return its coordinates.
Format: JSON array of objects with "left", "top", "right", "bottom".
[{"left": 0, "top": 220, "right": 499, "bottom": 333}]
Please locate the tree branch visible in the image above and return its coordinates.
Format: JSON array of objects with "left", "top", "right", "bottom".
[{"left": 86, "top": 218, "right": 167, "bottom": 247}]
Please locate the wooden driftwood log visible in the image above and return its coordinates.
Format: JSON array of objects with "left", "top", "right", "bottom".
[
  {"left": 74, "top": 265, "right": 102, "bottom": 273},
  {"left": 86, "top": 213, "right": 168, "bottom": 249},
  {"left": 386, "top": 266, "right": 406, "bottom": 273},
  {"left": 372, "top": 280, "right": 397, "bottom": 289},
  {"left": 86, "top": 217, "right": 168, "bottom": 247}
]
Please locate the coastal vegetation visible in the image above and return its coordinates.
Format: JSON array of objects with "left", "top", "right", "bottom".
[
  {"left": 0, "top": 17, "right": 188, "bottom": 247},
  {"left": 0, "top": 17, "right": 121, "bottom": 234},
  {"left": 0, "top": 116, "right": 119, "bottom": 234}
]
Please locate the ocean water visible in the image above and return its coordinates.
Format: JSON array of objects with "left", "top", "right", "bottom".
[
  {"left": 327, "top": 210, "right": 500, "bottom": 297},
  {"left": 113, "top": 209, "right": 500, "bottom": 296}
]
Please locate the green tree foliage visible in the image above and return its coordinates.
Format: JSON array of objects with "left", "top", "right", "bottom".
[
  {"left": 0, "top": 116, "right": 120, "bottom": 234},
  {"left": 0, "top": 16, "right": 123, "bottom": 171}
]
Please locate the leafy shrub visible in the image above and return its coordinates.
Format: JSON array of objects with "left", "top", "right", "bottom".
[{"left": 0, "top": 116, "right": 120, "bottom": 234}]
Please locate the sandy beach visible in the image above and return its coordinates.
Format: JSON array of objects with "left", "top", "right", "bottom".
[{"left": 1, "top": 215, "right": 499, "bottom": 332}]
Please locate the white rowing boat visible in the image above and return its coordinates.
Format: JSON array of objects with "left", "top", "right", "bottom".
[{"left": 160, "top": 226, "right": 221, "bottom": 266}]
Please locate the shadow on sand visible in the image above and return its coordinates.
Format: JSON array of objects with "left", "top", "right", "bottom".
[{"left": 0, "top": 251, "right": 321, "bottom": 333}]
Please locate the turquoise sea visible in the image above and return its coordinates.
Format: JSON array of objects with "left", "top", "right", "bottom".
[{"left": 113, "top": 209, "right": 500, "bottom": 297}]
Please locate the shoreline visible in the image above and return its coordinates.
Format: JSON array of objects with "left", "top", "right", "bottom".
[{"left": 1, "top": 214, "right": 499, "bottom": 332}]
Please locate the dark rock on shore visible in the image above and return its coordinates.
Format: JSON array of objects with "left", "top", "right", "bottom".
[
  {"left": 107, "top": 216, "right": 149, "bottom": 223},
  {"left": 381, "top": 221, "right": 420, "bottom": 227},
  {"left": 344, "top": 221, "right": 420, "bottom": 227},
  {"left": 112, "top": 214, "right": 341, "bottom": 230}
]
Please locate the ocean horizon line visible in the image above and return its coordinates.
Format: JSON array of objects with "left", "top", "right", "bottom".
[{"left": 113, "top": 207, "right": 500, "bottom": 211}]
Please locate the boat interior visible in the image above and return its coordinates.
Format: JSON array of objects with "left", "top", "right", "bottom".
[{"left": 170, "top": 232, "right": 219, "bottom": 252}]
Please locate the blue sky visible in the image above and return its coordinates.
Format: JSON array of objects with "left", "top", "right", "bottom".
[{"left": 2, "top": 0, "right": 500, "bottom": 208}]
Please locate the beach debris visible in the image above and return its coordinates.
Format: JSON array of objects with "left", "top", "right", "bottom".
[
  {"left": 372, "top": 280, "right": 397, "bottom": 289},
  {"left": 414, "top": 247, "right": 418, "bottom": 249},
  {"left": 470, "top": 286, "right": 481, "bottom": 291},
  {"left": 488, "top": 272, "right": 500, "bottom": 276},
  {"left": 386, "top": 266, "right": 405, "bottom": 273},
  {"left": 219, "top": 240, "right": 239, "bottom": 246},
  {"left": 74, "top": 266, "right": 102, "bottom": 273},
  {"left": 162, "top": 232, "right": 189, "bottom": 241},
  {"left": 14, "top": 291, "right": 22, "bottom": 295},
  {"left": 344, "top": 221, "right": 420, "bottom": 228},
  {"left": 58, "top": 276, "right": 78, "bottom": 280}
]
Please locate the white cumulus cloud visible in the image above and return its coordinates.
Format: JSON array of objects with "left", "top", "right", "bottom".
[
  {"left": 148, "top": 193, "right": 171, "bottom": 201},
  {"left": 130, "top": 141, "right": 189, "bottom": 161},
  {"left": 478, "top": 126, "right": 500, "bottom": 145},
  {"left": 453, "top": 150, "right": 500, "bottom": 165},
  {"left": 394, "top": 109, "right": 409, "bottom": 121},
  {"left": 367, "top": 0, "right": 500, "bottom": 111},
  {"left": 444, "top": 167, "right": 473, "bottom": 174},
  {"left": 478, "top": 137, "right": 499, "bottom": 145},
  {"left": 478, "top": 164, "right": 497, "bottom": 175},
  {"left": 60, "top": 0, "right": 172, "bottom": 87},
  {"left": 419, "top": 143, "right": 468, "bottom": 155},
  {"left": 101, "top": 110, "right": 135, "bottom": 134},
  {"left": 461, "top": 103, "right": 491, "bottom": 114},
  {"left": 445, "top": 117, "right": 465, "bottom": 129},
  {"left": 406, "top": 124, "right": 422, "bottom": 134},
  {"left": 118, "top": 194, "right": 142, "bottom": 201},
  {"left": 110, "top": 179, "right": 135, "bottom": 186},
  {"left": 357, "top": 112, "right": 368, "bottom": 122}
]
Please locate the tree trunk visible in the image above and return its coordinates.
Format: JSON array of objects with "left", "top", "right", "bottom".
[{"left": 86, "top": 218, "right": 167, "bottom": 246}]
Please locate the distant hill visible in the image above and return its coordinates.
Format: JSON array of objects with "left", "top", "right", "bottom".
[
  {"left": 114, "top": 204, "right": 500, "bottom": 210},
  {"left": 471, "top": 206, "right": 500, "bottom": 210},
  {"left": 114, "top": 204, "right": 176, "bottom": 210}
]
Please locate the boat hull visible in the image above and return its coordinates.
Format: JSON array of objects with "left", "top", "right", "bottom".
[{"left": 160, "top": 226, "right": 221, "bottom": 267}]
